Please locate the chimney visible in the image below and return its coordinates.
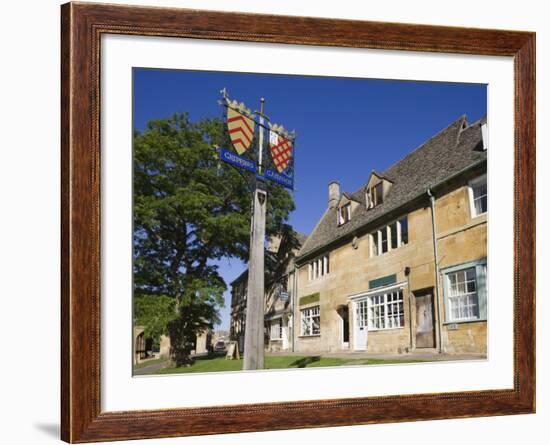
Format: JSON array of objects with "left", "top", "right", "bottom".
[{"left": 328, "top": 181, "right": 340, "bottom": 209}]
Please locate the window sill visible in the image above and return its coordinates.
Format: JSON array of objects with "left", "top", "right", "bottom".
[
  {"left": 298, "top": 334, "right": 321, "bottom": 338},
  {"left": 369, "top": 244, "right": 409, "bottom": 259},
  {"left": 443, "top": 318, "right": 487, "bottom": 325},
  {"left": 368, "top": 326, "right": 405, "bottom": 332},
  {"left": 472, "top": 211, "right": 487, "bottom": 218},
  {"left": 308, "top": 275, "right": 330, "bottom": 284}
]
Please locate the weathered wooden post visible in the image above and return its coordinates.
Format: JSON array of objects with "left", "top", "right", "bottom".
[
  {"left": 244, "top": 98, "right": 266, "bottom": 370},
  {"left": 243, "top": 184, "right": 267, "bottom": 370}
]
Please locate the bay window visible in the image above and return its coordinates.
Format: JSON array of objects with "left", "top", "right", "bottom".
[{"left": 366, "top": 290, "right": 404, "bottom": 330}]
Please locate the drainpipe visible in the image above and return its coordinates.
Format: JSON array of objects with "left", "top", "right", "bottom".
[
  {"left": 427, "top": 188, "right": 444, "bottom": 354},
  {"left": 405, "top": 266, "right": 414, "bottom": 352},
  {"left": 292, "top": 264, "right": 298, "bottom": 352}
]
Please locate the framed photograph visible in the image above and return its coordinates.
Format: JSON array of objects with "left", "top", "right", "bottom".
[{"left": 61, "top": 2, "right": 535, "bottom": 442}]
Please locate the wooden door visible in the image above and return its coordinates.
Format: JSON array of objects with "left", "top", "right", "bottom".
[{"left": 415, "top": 292, "right": 435, "bottom": 348}]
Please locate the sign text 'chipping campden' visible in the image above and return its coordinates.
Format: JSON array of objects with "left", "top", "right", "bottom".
[
  {"left": 219, "top": 148, "right": 257, "bottom": 173},
  {"left": 265, "top": 168, "right": 293, "bottom": 189}
]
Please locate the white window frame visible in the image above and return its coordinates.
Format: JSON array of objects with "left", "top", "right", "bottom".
[
  {"left": 369, "top": 216, "right": 409, "bottom": 258},
  {"left": 348, "top": 283, "right": 406, "bottom": 331},
  {"left": 338, "top": 203, "right": 351, "bottom": 225},
  {"left": 445, "top": 268, "right": 480, "bottom": 322},
  {"left": 468, "top": 174, "right": 487, "bottom": 218},
  {"left": 366, "top": 290, "right": 405, "bottom": 331},
  {"left": 300, "top": 306, "right": 321, "bottom": 336},
  {"left": 481, "top": 122, "right": 488, "bottom": 151},
  {"left": 308, "top": 254, "right": 329, "bottom": 281},
  {"left": 270, "top": 319, "right": 282, "bottom": 340}
]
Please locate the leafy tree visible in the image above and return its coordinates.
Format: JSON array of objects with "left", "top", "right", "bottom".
[
  {"left": 134, "top": 294, "right": 177, "bottom": 341},
  {"left": 133, "top": 113, "right": 295, "bottom": 366}
]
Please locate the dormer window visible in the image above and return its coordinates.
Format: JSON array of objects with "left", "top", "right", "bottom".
[
  {"left": 366, "top": 182, "right": 384, "bottom": 209},
  {"left": 338, "top": 203, "right": 351, "bottom": 225}
]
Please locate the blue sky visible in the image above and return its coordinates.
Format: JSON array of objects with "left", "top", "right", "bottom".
[{"left": 133, "top": 68, "right": 487, "bottom": 330}]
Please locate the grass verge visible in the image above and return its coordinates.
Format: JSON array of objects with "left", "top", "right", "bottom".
[{"left": 156, "top": 354, "right": 426, "bottom": 375}]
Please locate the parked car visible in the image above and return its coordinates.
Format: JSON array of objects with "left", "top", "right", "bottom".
[{"left": 214, "top": 340, "right": 226, "bottom": 352}]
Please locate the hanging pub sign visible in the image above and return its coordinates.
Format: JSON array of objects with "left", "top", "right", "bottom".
[{"left": 219, "top": 88, "right": 295, "bottom": 190}]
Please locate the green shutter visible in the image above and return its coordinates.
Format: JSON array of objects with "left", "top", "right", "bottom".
[{"left": 476, "top": 264, "right": 487, "bottom": 320}]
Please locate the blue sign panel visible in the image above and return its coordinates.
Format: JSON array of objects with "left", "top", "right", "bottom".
[
  {"left": 219, "top": 148, "right": 256, "bottom": 173},
  {"left": 279, "top": 291, "right": 289, "bottom": 302},
  {"left": 264, "top": 168, "right": 294, "bottom": 190}
]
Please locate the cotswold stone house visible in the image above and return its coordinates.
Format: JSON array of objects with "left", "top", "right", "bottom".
[
  {"left": 294, "top": 115, "right": 487, "bottom": 355},
  {"left": 230, "top": 232, "right": 306, "bottom": 354},
  {"left": 132, "top": 327, "right": 212, "bottom": 365}
]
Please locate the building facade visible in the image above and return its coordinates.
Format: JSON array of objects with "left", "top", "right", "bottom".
[{"left": 293, "top": 115, "right": 488, "bottom": 355}]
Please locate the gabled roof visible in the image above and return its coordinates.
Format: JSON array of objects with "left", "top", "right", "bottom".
[
  {"left": 337, "top": 192, "right": 360, "bottom": 208},
  {"left": 367, "top": 170, "right": 393, "bottom": 185},
  {"left": 297, "top": 115, "right": 487, "bottom": 260}
]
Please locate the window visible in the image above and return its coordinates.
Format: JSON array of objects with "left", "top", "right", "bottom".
[
  {"left": 308, "top": 255, "right": 329, "bottom": 281},
  {"left": 371, "top": 232, "right": 379, "bottom": 256},
  {"left": 301, "top": 306, "right": 320, "bottom": 336},
  {"left": 380, "top": 228, "right": 388, "bottom": 253},
  {"left": 446, "top": 268, "right": 479, "bottom": 321},
  {"left": 365, "top": 290, "right": 404, "bottom": 330},
  {"left": 399, "top": 217, "right": 408, "bottom": 245},
  {"left": 338, "top": 203, "right": 351, "bottom": 225},
  {"left": 390, "top": 222, "right": 398, "bottom": 249},
  {"left": 366, "top": 182, "right": 384, "bottom": 208},
  {"left": 469, "top": 175, "right": 487, "bottom": 217},
  {"left": 270, "top": 319, "right": 282, "bottom": 340},
  {"left": 370, "top": 217, "right": 409, "bottom": 257},
  {"left": 374, "top": 182, "right": 383, "bottom": 205}
]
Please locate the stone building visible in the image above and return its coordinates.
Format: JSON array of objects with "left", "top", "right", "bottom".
[
  {"left": 133, "top": 326, "right": 170, "bottom": 365},
  {"left": 230, "top": 232, "right": 307, "bottom": 353},
  {"left": 133, "top": 327, "right": 212, "bottom": 365},
  {"left": 294, "top": 115, "right": 488, "bottom": 355}
]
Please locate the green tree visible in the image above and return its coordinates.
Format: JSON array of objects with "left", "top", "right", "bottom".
[{"left": 133, "top": 113, "right": 295, "bottom": 366}]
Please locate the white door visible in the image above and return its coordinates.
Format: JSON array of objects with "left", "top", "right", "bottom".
[
  {"left": 353, "top": 300, "right": 368, "bottom": 350},
  {"left": 282, "top": 320, "right": 289, "bottom": 350}
]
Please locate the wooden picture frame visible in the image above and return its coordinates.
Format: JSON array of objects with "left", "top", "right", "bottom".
[{"left": 61, "top": 2, "right": 535, "bottom": 442}]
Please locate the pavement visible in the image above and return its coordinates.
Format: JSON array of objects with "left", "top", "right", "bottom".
[
  {"left": 133, "top": 359, "right": 169, "bottom": 376},
  {"left": 267, "top": 349, "right": 487, "bottom": 362}
]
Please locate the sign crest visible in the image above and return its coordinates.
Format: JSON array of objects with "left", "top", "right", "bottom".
[
  {"left": 269, "top": 129, "right": 293, "bottom": 173},
  {"left": 227, "top": 107, "right": 255, "bottom": 155}
]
